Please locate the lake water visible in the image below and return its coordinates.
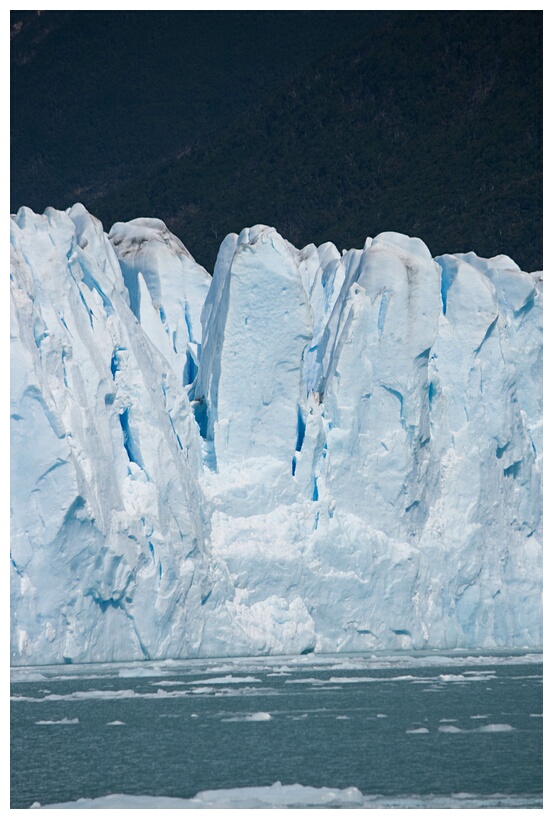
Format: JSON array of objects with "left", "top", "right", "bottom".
[{"left": 11, "top": 651, "right": 542, "bottom": 809}]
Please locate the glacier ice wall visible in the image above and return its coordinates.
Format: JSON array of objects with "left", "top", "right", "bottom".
[{"left": 10, "top": 206, "right": 542, "bottom": 665}]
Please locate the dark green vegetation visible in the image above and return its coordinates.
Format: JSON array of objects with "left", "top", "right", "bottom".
[{"left": 11, "top": 11, "right": 542, "bottom": 272}]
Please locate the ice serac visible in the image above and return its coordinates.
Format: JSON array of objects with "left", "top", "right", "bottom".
[
  {"left": 414, "top": 252, "right": 543, "bottom": 647},
  {"left": 108, "top": 217, "right": 211, "bottom": 388},
  {"left": 199, "top": 230, "right": 541, "bottom": 653},
  {"left": 321, "top": 233, "right": 442, "bottom": 534},
  {"left": 10, "top": 207, "right": 542, "bottom": 665},
  {"left": 10, "top": 206, "right": 221, "bottom": 663},
  {"left": 194, "top": 226, "right": 312, "bottom": 470}
]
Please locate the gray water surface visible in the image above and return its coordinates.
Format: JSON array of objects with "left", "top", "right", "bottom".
[{"left": 11, "top": 651, "right": 542, "bottom": 808}]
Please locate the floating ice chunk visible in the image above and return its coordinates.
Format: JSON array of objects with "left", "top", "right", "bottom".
[
  {"left": 329, "top": 675, "right": 416, "bottom": 683},
  {"left": 29, "top": 785, "right": 542, "bottom": 809},
  {"left": 186, "top": 676, "right": 261, "bottom": 685},
  {"left": 35, "top": 718, "right": 79, "bottom": 725},
  {"left": 247, "top": 711, "right": 272, "bottom": 721},
  {"left": 11, "top": 688, "right": 192, "bottom": 702},
  {"left": 33, "top": 783, "right": 365, "bottom": 809},
  {"left": 119, "top": 667, "right": 174, "bottom": 678},
  {"left": 221, "top": 711, "right": 272, "bottom": 722}
]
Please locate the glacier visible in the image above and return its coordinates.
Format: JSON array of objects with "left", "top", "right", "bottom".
[{"left": 10, "top": 205, "right": 542, "bottom": 665}]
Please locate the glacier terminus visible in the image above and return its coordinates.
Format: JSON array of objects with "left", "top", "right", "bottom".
[{"left": 10, "top": 205, "right": 542, "bottom": 665}]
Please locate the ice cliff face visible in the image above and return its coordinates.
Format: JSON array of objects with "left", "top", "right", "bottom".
[{"left": 10, "top": 206, "right": 542, "bottom": 665}]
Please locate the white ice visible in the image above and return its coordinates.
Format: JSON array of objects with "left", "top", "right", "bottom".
[
  {"left": 30, "top": 784, "right": 541, "bottom": 809},
  {"left": 11, "top": 206, "right": 542, "bottom": 665}
]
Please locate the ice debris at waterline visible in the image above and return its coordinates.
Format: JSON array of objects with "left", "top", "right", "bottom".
[
  {"left": 28, "top": 785, "right": 544, "bottom": 810},
  {"left": 10, "top": 205, "right": 542, "bottom": 665}
]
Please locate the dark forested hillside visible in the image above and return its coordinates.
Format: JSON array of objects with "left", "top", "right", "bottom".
[
  {"left": 11, "top": 10, "right": 381, "bottom": 209},
  {"left": 11, "top": 11, "right": 542, "bottom": 272}
]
